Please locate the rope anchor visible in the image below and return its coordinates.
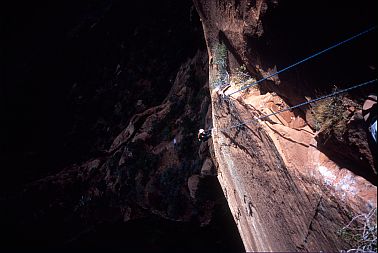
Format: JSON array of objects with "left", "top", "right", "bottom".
[
  {"left": 199, "top": 26, "right": 376, "bottom": 139},
  {"left": 210, "top": 79, "right": 377, "bottom": 133}
]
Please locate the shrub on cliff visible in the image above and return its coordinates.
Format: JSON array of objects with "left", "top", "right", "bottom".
[
  {"left": 312, "top": 89, "right": 356, "bottom": 142},
  {"left": 338, "top": 208, "right": 377, "bottom": 252},
  {"left": 230, "top": 64, "right": 256, "bottom": 91},
  {"left": 210, "top": 42, "right": 229, "bottom": 89}
]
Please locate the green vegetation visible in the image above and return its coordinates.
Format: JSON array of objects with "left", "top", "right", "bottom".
[
  {"left": 213, "top": 43, "right": 227, "bottom": 67},
  {"left": 211, "top": 44, "right": 256, "bottom": 94},
  {"left": 338, "top": 208, "right": 377, "bottom": 252},
  {"left": 211, "top": 42, "right": 229, "bottom": 89},
  {"left": 312, "top": 90, "right": 349, "bottom": 141},
  {"left": 230, "top": 64, "right": 256, "bottom": 91}
]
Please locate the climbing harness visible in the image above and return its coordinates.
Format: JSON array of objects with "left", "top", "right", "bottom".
[
  {"left": 227, "top": 26, "right": 376, "bottom": 97},
  {"left": 209, "top": 79, "right": 377, "bottom": 133}
]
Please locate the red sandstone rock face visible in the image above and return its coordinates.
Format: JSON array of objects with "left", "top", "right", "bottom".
[{"left": 194, "top": 0, "right": 377, "bottom": 251}]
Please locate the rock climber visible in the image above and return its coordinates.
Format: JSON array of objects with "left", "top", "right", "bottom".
[
  {"left": 362, "top": 94, "right": 377, "bottom": 143},
  {"left": 198, "top": 129, "right": 212, "bottom": 142}
]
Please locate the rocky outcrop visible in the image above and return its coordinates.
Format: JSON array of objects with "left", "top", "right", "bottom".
[
  {"left": 194, "top": 0, "right": 377, "bottom": 251},
  {"left": 2, "top": 43, "right": 230, "bottom": 250},
  {"left": 2, "top": 1, "right": 246, "bottom": 250},
  {"left": 3, "top": 0, "right": 376, "bottom": 251}
]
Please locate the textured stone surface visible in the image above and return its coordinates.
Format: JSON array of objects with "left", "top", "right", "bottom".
[
  {"left": 194, "top": 0, "right": 377, "bottom": 251},
  {"left": 201, "top": 158, "right": 216, "bottom": 176},
  {"left": 1, "top": 50, "right": 222, "bottom": 248}
]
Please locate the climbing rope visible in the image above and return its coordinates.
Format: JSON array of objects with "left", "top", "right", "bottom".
[
  {"left": 211, "top": 78, "right": 377, "bottom": 133},
  {"left": 227, "top": 26, "right": 376, "bottom": 97}
]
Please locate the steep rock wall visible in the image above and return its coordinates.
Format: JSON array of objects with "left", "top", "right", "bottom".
[
  {"left": 2, "top": 51, "right": 236, "bottom": 250},
  {"left": 2, "top": 1, "right": 245, "bottom": 250},
  {"left": 194, "top": 0, "right": 377, "bottom": 251}
]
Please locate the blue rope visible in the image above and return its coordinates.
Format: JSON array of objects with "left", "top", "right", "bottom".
[
  {"left": 227, "top": 26, "right": 376, "bottom": 97},
  {"left": 218, "top": 79, "right": 377, "bottom": 131}
]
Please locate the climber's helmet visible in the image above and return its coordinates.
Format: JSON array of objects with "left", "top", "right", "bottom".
[{"left": 198, "top": 128, "right": 211, "bottom": 142}]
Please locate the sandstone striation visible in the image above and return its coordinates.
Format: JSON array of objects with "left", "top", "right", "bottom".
[
  {"left": 2, "top": 0, "right": 377, "bottom": 251},
  {"left": 194, "top": 0, "right": 377, "bottom": 251}
]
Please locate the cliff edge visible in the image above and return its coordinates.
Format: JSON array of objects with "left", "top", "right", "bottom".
[{"left": 194, "top": 0, "right": 377, "bottom": 251}]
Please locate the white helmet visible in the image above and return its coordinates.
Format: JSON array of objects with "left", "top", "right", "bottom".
[{"left": 199, "top": 129, "right": 205, "bottom": 133}]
